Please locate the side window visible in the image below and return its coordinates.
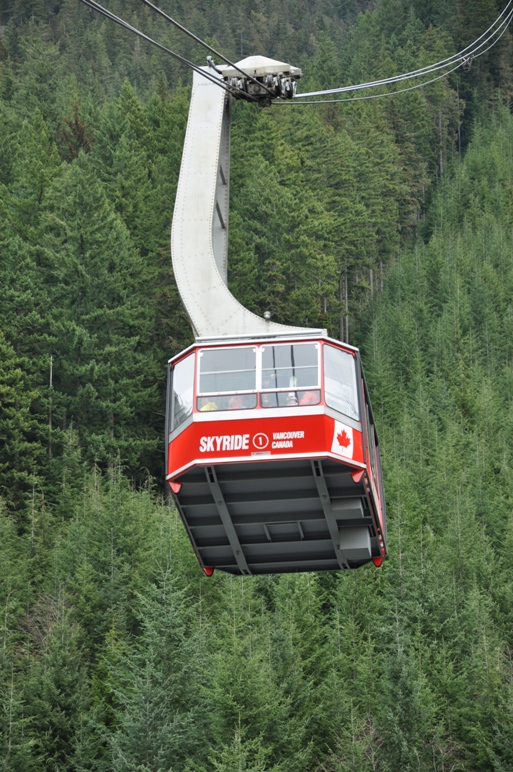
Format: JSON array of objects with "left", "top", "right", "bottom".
[
  {"left": 323, "top": 345, "right": 359, "bottom": 420},
  {"left": 171, "top": 354, "right": 195, "bottom": 430}
]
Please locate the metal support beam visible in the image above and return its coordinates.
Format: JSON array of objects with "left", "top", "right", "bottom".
[
  {"left": 311, "top": 460, "right": 349, "bottom": 570},
  {"left": 205, "top": 466, "right": 251, "bottom": 575},
  {"left": 171, "top": 67, "right": 324, "bottom": 339}
]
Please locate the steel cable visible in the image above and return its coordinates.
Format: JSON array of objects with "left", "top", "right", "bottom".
[
  {"left": 287, "top": 6, "right": 513, "bottom": 105},
  {"left": 281, "top": 61, "right": 463, "bottom": 106},
  {"left": 138, "top": 0, "right": 276, "bottom": 99},
  {"left": 295, "top": 0, "right": 513, "bottom": 99},
  {"left": 77, "top": 0, "right": 258, "bottom": 101},
  {"left": 77, "top": 0, "right": 513, "bottom": 108}
]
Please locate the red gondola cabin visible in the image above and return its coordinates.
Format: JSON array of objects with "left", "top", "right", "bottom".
[{"left": 166, "top": 334, "right": 386, "bottom": 575}]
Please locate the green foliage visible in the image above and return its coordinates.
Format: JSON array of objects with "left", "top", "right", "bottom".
[
  {"left": 360, "top": 105, "right": 513, "bottom": 769},
  {"left": 0, "top": 332, "right": 40, "bottom": 513},
  {"left": 21, "top": 591, "right": 96, "bottom": 769},
  {"left": 42, "top": 152, "right": 161, "bottom": 474},
  {"left": 1, "top": 3, "right": 513, "bottom": 770},
  {"left": 107, "top": 573, "right": 210, "bottom": 771}
]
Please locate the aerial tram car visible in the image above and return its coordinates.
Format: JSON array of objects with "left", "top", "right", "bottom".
[{"left": 166, "top": 57, "right": 387, "bottom": 575}]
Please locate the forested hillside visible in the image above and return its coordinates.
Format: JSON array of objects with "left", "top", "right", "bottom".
[{"left": 1, "top": 0, "right": 513, "bottom": 769}]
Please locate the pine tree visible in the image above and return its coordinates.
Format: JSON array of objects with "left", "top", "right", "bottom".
[
  {"left": 0, "top": 332, "right": 40, "bottom": 514},
  {"left": 54, "top": 471, "right": 158, "bottom": 655},
  {"left": 107, "top": 570, "right": 210, "bottom": 771},
  {"left": 42, "top": 151, "right": 161, "bottom": 475},
  {"left": 207, "top": 576, "right": 309, "bottom": 771},
  {"left": 21, "top": 590, "right": 96, "bottom": 770},
  {"left": 0, "top": 506, "right": 33, "bottom": 769}
]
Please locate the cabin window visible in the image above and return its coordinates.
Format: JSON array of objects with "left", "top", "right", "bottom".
[
  {"left": 323, "top": 345, "right": 359, "bottom": 420},
  {"left": 197, "top": 347, "right": 257, "bottom": 411},
  {"left": 171, "top": 354, "right": 195, "bottom": 429},
  {"left": 261, "top": 343, "right": 320, "bottom": 407}
]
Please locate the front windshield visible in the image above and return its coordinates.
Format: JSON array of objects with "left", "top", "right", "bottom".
[
  {"left": 195, "top": 343, "right": 325, "bottom": 412},
  {"left": 197, "top": 347, "right": 257, "bottom": 411},
  {"left": 199, "top": 347, "right": 257, "bottom": 393},
  {"left": 261, "top": 343, "right": 320, "bottom": 407}
]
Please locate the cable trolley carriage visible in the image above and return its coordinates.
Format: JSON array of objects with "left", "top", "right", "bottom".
[
  {"left": 166, "top": 334, "right": 386, "bottom": 575},
  {"left": 166, "top": 57, "right": 387, "bottom": 575}
]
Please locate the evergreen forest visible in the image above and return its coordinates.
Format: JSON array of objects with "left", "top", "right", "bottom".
[{"left": 2, "top": 0, "right": 513, "bottom": 769}]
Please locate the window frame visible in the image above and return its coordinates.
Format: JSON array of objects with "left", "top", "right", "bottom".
[
  {"left": 260, "top": 341, "right": 321, "bottom": 393},
  {"left": 323, "top": 343, "right": 360, "bottom": 421},
  {"left": 197, "top": 345, "right": 258, "bottom": 397},
  {"left": 190, "top": 340, "right": 366, "bottom": 416},
  {"left": 169, "top": 351, "right": 196, "bottom": 433}
]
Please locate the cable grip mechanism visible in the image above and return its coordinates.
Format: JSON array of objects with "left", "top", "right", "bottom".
[{"left": 215, "top": 55, "right": 302, "bottom": 106}]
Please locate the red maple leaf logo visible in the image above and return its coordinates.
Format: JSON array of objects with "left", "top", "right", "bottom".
[{"left": 337, "top": 429, "right": 351, "bottom": 448}]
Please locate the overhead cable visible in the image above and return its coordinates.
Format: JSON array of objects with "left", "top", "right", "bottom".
[
  {"left": 286, "top": 14, "right": 511, "bottom": 107},
  {"left": 138, "top": 0, "right": 276, "bottom": 99},
  {"left": 78, "top": 0, "right": 513, "bottom": 108},
  {"left": 295, "top": 0, "right": 513, "bottom": 99},
  {"left": 285, "top": 11, "right": 511, "bottom": 108},
  {"left": 296, "top": 0, "right": 512, "bottom": 98},
  {"left": 280, "top": 61, "right": 463, "bottom": 106},
  {"left": 77, "top": 0, "right": 258, "bottom": 101}
]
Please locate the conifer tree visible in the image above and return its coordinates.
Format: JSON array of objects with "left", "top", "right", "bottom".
[
  {"left": 21, "top": 591, "right": 96, "bottom": 770},
  {"left": 107, "top": 571, "right": 210, "bottom": 771},
  {"left": 42, "top": 152, "right": 161, "bottom": 475},
  {"left": 0, "top": 332, "right": 40, "bottom": 514}
]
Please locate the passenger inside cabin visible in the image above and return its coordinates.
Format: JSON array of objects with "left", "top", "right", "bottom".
[
  {"left": 229, "top": 395, "right": 252, "bottom": 409},
  {"left": 299, "top": 390, "right": 320, "bottom": 405},
  {"left": 198, "top": 398, "right": 218, "bottom": 411}
]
